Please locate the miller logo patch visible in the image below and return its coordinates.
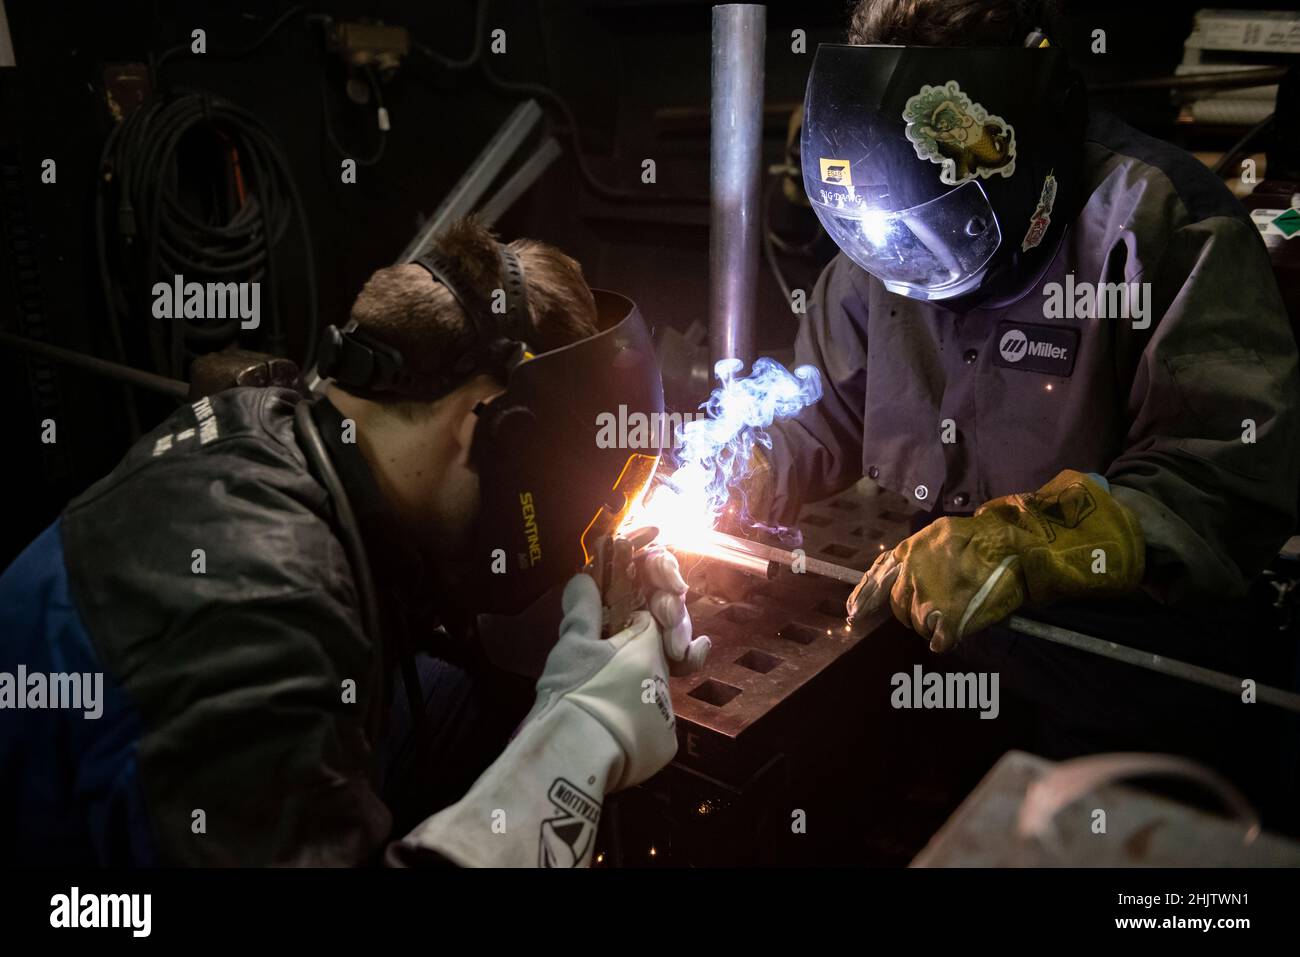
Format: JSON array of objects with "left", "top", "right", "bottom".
[
  {"left": 902, "top": 81, "right": 1016, "bottom": 185},
  {"left": 993, "top": 321, "right": 1079, "bottom": 376}
]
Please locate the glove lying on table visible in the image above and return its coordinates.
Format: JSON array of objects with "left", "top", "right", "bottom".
[
  {"left": 847, "top": 469, "right": 1145, "bottom": 653},
  {"left": 397, "top": 548, "right": 708, "bottom": 867}
]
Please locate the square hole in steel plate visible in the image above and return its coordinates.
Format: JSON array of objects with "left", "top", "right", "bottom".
[
  {"left": 777, "top": 622, "right": 822, "bottom": 645},
  {"left": 720, "top": 603, "right": 763, "bottom": 624},
  {"left": 815, "top": 596, "right": 848, "bottom": 618},
  {"left": 801, "top": 512, "right": 833, "bottom": 527},
  {"left": 736, "top": 649, "right": 784, "bottom": 674},
  {"left": 746, "top": 584, "right": 782, "bottom": 605},
  {"left": 689, "top": 679, "right": 743, "bottom": 706},
  {"left": 820, "top": 542, "right": 858, "bottom": 560},
  {"left": 828, "top": 499, "right": 859, "bottom": 512}
]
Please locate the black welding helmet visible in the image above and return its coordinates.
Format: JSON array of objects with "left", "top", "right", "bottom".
[
  {"left": 802, "top": 42, "right": 1085, "bottom": 303},
  {"left": 467, "top": 289, "right": 662, "bottom": 616},
  {"left": 317, "top": 244, "right": 663, "bottom": 618}
]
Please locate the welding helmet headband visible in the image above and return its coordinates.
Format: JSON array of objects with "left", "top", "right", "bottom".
[
  {"left": 802, "top": 42, "right": 1085, "bottom": 303},
  {"left": 467, "top": 289, "right": 663, "bottom": 615},
  {"left": 317, "top": 245, "right": 532, "bottom": 400}
]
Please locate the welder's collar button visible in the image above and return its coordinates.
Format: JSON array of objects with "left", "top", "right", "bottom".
[
  {"left": 867, "top": 465, "right": 880, "bottom": 480},
  {"left": 914, "top": 484, "right": 929, "bottom": 501},
  {"left": 963, "top": 349, "right": 978, "bottom": 364},
  {"left": 952, "top": 492, "right": 969, "bottom": 507}
]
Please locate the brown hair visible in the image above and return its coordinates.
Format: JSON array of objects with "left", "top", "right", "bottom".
[
  {"left": 343, "top": 218, "right": 599, "bottom": 416},
  {"left": 847, "top": 0, "right": 1063, "bottom": 48}
]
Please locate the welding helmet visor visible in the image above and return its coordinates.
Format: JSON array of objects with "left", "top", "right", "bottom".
[
  {"left": 813, "top": 179, "right": 1002, "bottom": 299},
  {"left": 467, "top": 290, "right": 663, "bottom": 616},
  {"left": 802, "top": 43, "right": 1084, "bottom": 302}
]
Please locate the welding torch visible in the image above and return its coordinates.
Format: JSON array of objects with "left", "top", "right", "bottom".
[
  {"left": 672, "top": 529, "right": 1300, "bottom": 715},
  {"left": 584, "top": 525, "right": 661, "bottom": 639}
]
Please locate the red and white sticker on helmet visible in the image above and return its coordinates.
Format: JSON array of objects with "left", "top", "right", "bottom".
[
  {"left": 902, "top": 81, "right": 1016, "bottom": 186},
  {"left": 1021, "top": 172, "right": 1058, "bottom": 251}
]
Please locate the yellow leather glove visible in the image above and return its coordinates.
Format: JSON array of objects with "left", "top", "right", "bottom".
[{"left": 847, "top": 470, "right": 1145, "bottom": 653}]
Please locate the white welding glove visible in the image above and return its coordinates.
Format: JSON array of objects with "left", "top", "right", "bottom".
[
  {"left": 642, "top": 545, "right": 711, "bottom": 675},
  {"left": 399, "top": 557, "right": 707, "bottom": 867}
]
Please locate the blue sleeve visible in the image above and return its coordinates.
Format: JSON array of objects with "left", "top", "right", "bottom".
[{"left": 0, "top": 520, "right": 159, "bottom": 865}]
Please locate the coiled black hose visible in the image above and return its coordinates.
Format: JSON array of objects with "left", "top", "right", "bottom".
[{"left": 96, "top": 92, "right": 317, "bottom": 379}]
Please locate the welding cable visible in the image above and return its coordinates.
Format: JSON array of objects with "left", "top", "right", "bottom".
[
  {"left": 412, "top": 0, "right": 490, "bottom": 71},
  {"left": 1211, "top": 113, "right": 1275, "bottom": 177},
  {"left": 320, "top": 64, "right": 388, "bottom": 168},
  {"left": 96, "top": 92, "right": 318, "bottom": 377},
  {"left": 476, "top": 23, "right": 708, "bottom": 206},
  {"left": 762, "top": 172, "right": 794, "bottom": 307},
  {"left": 150, "top": 4, "right": 310, "bottom": 90}
]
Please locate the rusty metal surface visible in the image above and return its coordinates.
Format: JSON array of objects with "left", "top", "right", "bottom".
[{"left": 669, "top": 481, "right": 916, "bottom": 779}]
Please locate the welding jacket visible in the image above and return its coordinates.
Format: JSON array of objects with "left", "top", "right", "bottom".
[
  {"left": 0, "top": 387, "right": 469, "bottom": 865},
  {"left": 766, "top": 110, "right": 1300, "bottom": 606}
]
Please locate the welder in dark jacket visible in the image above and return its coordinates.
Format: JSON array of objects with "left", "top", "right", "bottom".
[
  {"left": 753, "top": 4, "right": 1298, "bottom": 658},
  {"left": 0, "top": 220, "right": 707, "bottom": 866}
]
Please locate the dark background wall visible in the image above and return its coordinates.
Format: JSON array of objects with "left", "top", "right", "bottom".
[{"left": 0, "top": 0, "right": 1288, "bottom": 563}]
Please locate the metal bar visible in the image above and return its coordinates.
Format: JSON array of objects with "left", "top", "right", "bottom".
[
  {"left": 1091, "top": 67, "right": 1287, "bottom": 96},
  {"left": 708, "top": 3, "right": 764, "bottom": 371},
  {"left": 683, "top": 529, "right": 861, "bottom": 584},
  {"left": 0, "top": 330, "right": 190, "bottom": 399},
  {"left": 0, "top": 0, "right": 15, "bottom": 68},
  {"left": 396, "top": 98, "right": 544, "bottom": 263},
  {"left": 476, "top": 135, "right": 563, "bottom": 228},
  {"left": 1005, "top": 615, "right": 1300, "bottom": 713},
  {"left": 676, "top": 529, "right": 1300, "bottom": 714}
]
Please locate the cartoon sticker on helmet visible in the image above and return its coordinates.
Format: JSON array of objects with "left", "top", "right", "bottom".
[
  {"left": 902, "top": 81, "right": 1016, "bottom": 185},
  {"left": 1021, "top": 172, "right": 1058, "bottom": 251}
]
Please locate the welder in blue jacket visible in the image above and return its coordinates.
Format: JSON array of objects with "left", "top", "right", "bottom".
[{"left": 0, "top": 219, "right": 708, "bottom": 866}]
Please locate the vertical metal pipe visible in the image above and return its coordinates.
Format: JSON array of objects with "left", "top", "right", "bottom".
[{"left": 709, "top": 4, "right": 765, "bottom": 373}]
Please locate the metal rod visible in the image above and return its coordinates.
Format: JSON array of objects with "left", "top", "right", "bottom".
[
  {"left": 708, "top": 3, "right": 764, "bottom": 372},
  {"left": 1091, "top": 67, "right": 1287, "bottom": 95},
  {"left": 678, "top": 529, "right": 1300, "bottom": 714},
  {"left": 396, "top": 99, "right": 543, "bottom": 263},
  {"left": 0, "top": 330, "right": 190, "bottom": 399},
  {"left": 1005, "top": 615, "right": 1300, "bottom": 713},
  {"left": 477, "top": 136, "right": 563, "bottom": 228},
  {"left": 305, "top": 101, "right": 549, "bottom": 393}
]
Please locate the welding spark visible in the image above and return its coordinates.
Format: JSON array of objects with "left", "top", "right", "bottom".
[{"left": 626, "top": 356, "right": 822, "bottom": 547}]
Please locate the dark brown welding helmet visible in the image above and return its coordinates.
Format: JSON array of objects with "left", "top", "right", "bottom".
[
  {"left": 318, "top": 244, "right": 663, "bottom": 618},
  {"left": 467, "top": 289, "right": 662, "bottom": 615}
]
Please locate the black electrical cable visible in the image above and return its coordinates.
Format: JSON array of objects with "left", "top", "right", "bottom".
[
  {"left": 474, "top": 7, "right": 708, "bottom": 207},
  {"left": 762, "top": 173, "right": 794, "bottom": 308},
  {"left": 412, "top": 0, "right": 489, "bottom": 71},
  {"left": 151, "top": 4, "right": 309, "bottom": 90},
  {"left": 1211, "top": 113, "right": 1275, "bottom": 177},
  {"left": 96, "top": 93, "right": 318, "bottom": 378},
  {"left": 321, "top": 64, "right": 388, "bottom": 167}
]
